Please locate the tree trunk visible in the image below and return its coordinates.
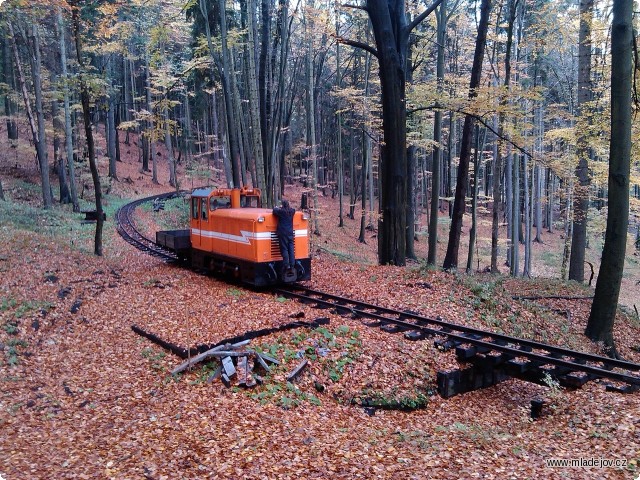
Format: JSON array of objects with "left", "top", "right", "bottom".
[
  {"left": 586, "top": 0, "right": 632, "bottom": 357},
  {"left": 336, "top": 15, "right": 344, "bottom": 228},
  {"left": 243, "top": 0, "right": 266, "bottom": 196},
  {"left": 144, "top": 53, "right": 157, "bottom": 183},
  {"left": 1, "top": 33, "right": 18, "bottom": 140},
  {"left": 427, "top": 0, "right": 446, "bottom": 266},
  {"left": 51, "top": 75, "right": 71, "bottom": 204},
  {"left": 58, "top": 10, "right": 79, "bottom": 212},
  {"left": 306, "top": 16, "right": 320, "bottom": 236},
  {"left": 569, "top": 0, "right": 594, "bottom": 282},
  {"left": 9, "top": 22, "right": 52, "bottom": 209},
  {"left": 72, "top": 3, "right": 103, "bottom": 256},
  {"left": 523, "top": 154, "right": 531, "bottom": 276},
  {"left": 107, "top": 78, "right": 118, "bottom": 180},
  {"left": 442, "top": 0, "right": 491, "bottom": 270},
  {"left": 561, "top": 180, "right": 572, "bottom": 280},
  {"left": 511, "top": 152, "right": 520, "bottom": 276},
  {"left": 406, "top": 145, "right": 417, "bottom": 259},
  {"left": 164, "top": 104, "right": 178, "bottom": 188},
  {"left": 358, "top": 128, "right": 368, "bottom": 243},
  {"left": 466, "top": 125, "right": 481, "bottom": 273}
]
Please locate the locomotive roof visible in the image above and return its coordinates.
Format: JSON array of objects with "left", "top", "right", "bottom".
[{"left": 191, "top": 188, "right": 213, "bottom": 197}]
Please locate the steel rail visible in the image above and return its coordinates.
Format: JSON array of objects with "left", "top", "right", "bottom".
[
  {"left": 275, "top": 286, "right": 640, "bottom": 387},
  {"left": 115, "top": 192, "right": 185, "bottom": 261}
]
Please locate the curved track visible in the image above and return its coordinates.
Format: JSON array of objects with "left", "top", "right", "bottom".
[
  {"left": 115, "top": 191, "right": 186, "bottom": 261},
  {"left": 116, "top": 195, "right": 640, "bottom": 391}
]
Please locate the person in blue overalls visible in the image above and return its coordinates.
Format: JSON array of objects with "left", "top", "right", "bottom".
[{"left": 273, "top": 200, "right": 295, "bottom": 274}]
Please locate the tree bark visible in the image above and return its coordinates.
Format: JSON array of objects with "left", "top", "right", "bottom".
[
  {"left": 72, "top": 3, "right": 103, "bottom": 256},
  {"left": 8, "top": 22, "right": 52, "bottom": 209},
  {"left": 427, "top": 0, "right": 446, "bottom": 266},
  {"left": 569, "top": 0, "right": 594, "bottom": 282},
  {"left": 442, "top": 0, "right": 491, "bottom": 270},
  {"left": 1, "top": 32, "right": 18, "bottom": 140},
  {"left": 585, "top": 0, "right": 632, "bottom": 357},
  {"left": 58, "top": 10, "right": 79, "bottom": 212}
]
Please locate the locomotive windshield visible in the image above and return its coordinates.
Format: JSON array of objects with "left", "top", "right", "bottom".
[{"left": 210, "top": 196, "right": 231, "bottom": 210}]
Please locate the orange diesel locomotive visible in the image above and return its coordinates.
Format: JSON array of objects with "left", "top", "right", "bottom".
[{"left": 156, "top": 187, "right": 311, "bottom": 286}]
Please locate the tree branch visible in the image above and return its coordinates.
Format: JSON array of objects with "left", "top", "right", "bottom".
[
  {"left": 407, "top": 104, "right": 534, "bottom": 159},
  {"left": 337, "top": 37, "right": 379, "bottom": 59},
  {"left": 408, "top": 0, "right": 444, "bottom": 34},
  {"left": 341, "top": 3, "right": 369, "bottom": 13}
]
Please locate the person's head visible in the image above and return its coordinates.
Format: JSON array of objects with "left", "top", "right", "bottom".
[{"left": 281, "top": 200, "right": 290, "bottom": 209}]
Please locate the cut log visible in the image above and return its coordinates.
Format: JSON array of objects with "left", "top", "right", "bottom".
[
  {"left": 257, "top": 352, "right": 280, "bottom": 365},
  {"left": 237, "top": 356, "right": 248, "bottom": 386},
  {"left": 255, "top": 354, "right": 271, "bottom": 372},
  {"left": 170, "top": 340, "right": 252, "bottom": 375},
  {"left": 221, "top": 356, "right": 236, "bottom": 378},
  {"left": 171, "top": 344, "right": 228, "bottom": 375},
  {"left": 286, "top": 359, "right": 309, "bottom": 382},
  {"left": 206, "top": 365, "right": 222, "bottom": 384}
]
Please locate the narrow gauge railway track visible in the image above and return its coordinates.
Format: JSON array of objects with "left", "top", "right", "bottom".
[
  {"left": 115, "top": 191, "right": 186, "bottom": 261},
  {"left": 116, "top": 195, "right": 640, "bottom": 392},
  {"left": 274, "top": 285, "right": 640, "bottom": 390}
]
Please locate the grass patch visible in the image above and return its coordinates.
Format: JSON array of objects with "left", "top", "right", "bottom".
[{"left": 248, "top": 325, "right": 363, "bottom": 408}]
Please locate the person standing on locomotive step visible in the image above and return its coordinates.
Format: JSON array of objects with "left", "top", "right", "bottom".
[{"left": 273, "top": 200, "right": 296, "bottom": 273}]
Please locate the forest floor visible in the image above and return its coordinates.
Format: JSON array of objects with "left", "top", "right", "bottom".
[{"left": 1, "top": 127, "right": 640, "bottom": 479}]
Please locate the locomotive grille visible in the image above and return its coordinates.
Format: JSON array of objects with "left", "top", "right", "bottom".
[
  {"left": 270, "top": 233, "right": 296, "bottom": 259},
  {"left": 270, "top": 234, "right": 282, "bottom": 259}
]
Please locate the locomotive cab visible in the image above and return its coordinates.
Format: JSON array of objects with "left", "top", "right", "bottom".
[{"left": 158, "top": 187, "right": 311, "bottom": 286}]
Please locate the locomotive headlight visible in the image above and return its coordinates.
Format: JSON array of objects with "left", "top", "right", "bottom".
[{"left": 257, "top": 216, "right": 265, "bottom": 223}]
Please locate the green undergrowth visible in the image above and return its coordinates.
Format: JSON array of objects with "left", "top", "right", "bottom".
[
  {"left": 0, "top": 178, "right": 143, "bottom": 254},
  {"left": 140, "top": 195, "right": 189, "bottom": 231},
  {"left": 355, "top": 388, "right": 431, "bottom": 411}
]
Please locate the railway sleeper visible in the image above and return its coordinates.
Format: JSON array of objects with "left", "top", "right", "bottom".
[
  {"left": 404, "top": 330, "right": 430, "bottom": 341},
  {"left": 436, "top": 365, "right": 510, "bottom": 398},
  {"left": 380, "top": 323, "right": 411, "bottom": 334},
  {"left": 455, "top": 344, "right": 493, "bottom": 360},
  {"left": 605, "top": 384, "right": 640, "bottom": 394}
]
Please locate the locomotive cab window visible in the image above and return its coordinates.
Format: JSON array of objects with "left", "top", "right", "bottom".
[
  {"left": 201, "top": 198, "right": 208, "bottom": 220},
  {"left": 191, "top": 198, "right": 199, "bottom": 219},
  {"left": 210, "top": 196, "right": 231, "bottom": 210}
]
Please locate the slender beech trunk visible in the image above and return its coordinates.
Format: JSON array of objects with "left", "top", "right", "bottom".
[
  {"left": 1, "top": 34, "right": 18, "bottom": 140},
  {"left": 306, "top": 14, "right": 320, "bottom": 235},
  {"left": 406, "top": 145, "right": 416, "bottom": 259},
  {"left": 358, "top": 128, "right": 368, "bottom": 243},
  {"left": 428, "top": 0, "right": 446, "bottom": 265},
  {"left": 56, "top": 8, "right": 80, "bottom": 212},
  {"left": 466, "top": 125, "right": 481, "bottom": 273},
  {"left": 523, "top": 154, "right": 531, "bottom": 276},
  {"left": 443, "top": 0, "right": 491, "bottom": 270},
  {"left": 72, "top": 3, "right": 103, "bottom": 256},
  {"left": 561, "top": 180, "right": 572, "bottom": 280},
  {"left": 569, "top": 0, "right": 594, "bottom": 282},
  {"left": 51, "top": 73, "right": 71, "bottom": 204},
  {"left": 244, "top": 0, "right": 265, "bottom": 197},
  {"left": 511, "top": 152, "right": 520, "bottom": 275},
  {"left": 144, "top": 53, "right": 157, "bottom": 183},
  {"left": 336, "top": 15, "right": 344, "bottom": 227},
  {"left": 8, "top": 22, "right": 52, "bottom": 209},
  {"left": 164, "top": 104, "right": 177, "bottom": 188},
  {"left": 491, "top": 0, "right": 517, "bottom": 272}
]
